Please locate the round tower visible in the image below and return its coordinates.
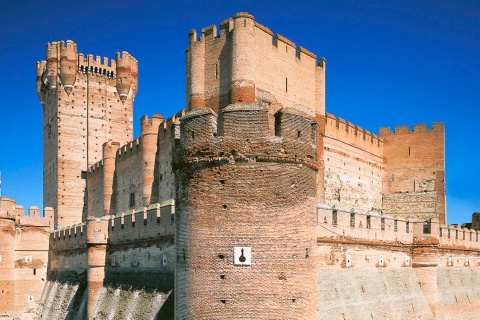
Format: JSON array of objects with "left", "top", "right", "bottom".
[
  {"left": 140, "top": 114, "right": 163, "bottom": 205},
  {"left": 174, "top": 104, "right": 319, "bottom": 319},
  {"left": 102, "top": 141, "right": 120, "bottom": 215},
  {"left": 230, "top": 12, "right": 256, "bottom": 104},
  {"left": 59, "top": 40, "right": 78, "bottom": 95},
  {"left": 86, "top": 216, "right": 108, "bottom": 319},
  {"left": 115, "top": 51, "right": 138, "bottom": 103}
]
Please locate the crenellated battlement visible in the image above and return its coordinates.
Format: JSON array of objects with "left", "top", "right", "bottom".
[
  {"left": 379, "top": 122, "right": 444, "bottom": 135},
  {"left": 317, "top": 203, "right": 415, "bottom": 243},
  {"left": 50, "top": 201, "right": 174, "bottom": 251},
  {"left": 0, "top": 197, "right": 53, "bottom": 228},
  {"left": 438, "top": 223, "right": 480, "bottom": 250},
  {"left": 175, "top": 104, "right": 318, "bottom": 169},
  {"left": 116, "top": 138, "right": 141, "bottom": 161},
  {"left": 141, "top": 114, "right": 163, "bottom": 136},
  {"left": 325, "top": 112, "right": 383, "bottom": 157}
]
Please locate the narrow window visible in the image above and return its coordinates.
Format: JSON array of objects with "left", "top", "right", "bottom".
[
  {"left": 476, "top": 232, "right": 478, "bottom": 242},
  {"left": 33, "top": 269, "right": 36, "bottom": 275},
  {"left": 129, "top": 193, "right": 135, "bottom": 208},
  {"left": 406, "top": 221, "right": 410, "bottom": 233},
  {"left": 448, "top": 229, "right": 450, "bottom": 238},
  {"left": 215, "top": 63, "right": 218, "bottom": 79},
  {"left": 366, "top": 215, "right": 371, "bottom": 229},
  {"left": 381, "top": 218, "right": 385, "bottom": 231},
  {"left": 391, "top": 174, "right": 394, "bottom": 182},
  {"left": 311, "top": 123, "right": 317, "bottom": 142},
  {"left": 350, "top": 212, "right": 355, "bottom": 227},
  {"left": 297, "top": 130, "right": 301, "bottom": 138},
  {"left": 439, "top": 227, "right": 442, "bottom": 237},
  {"left": 455, "top": 230, "right": 458, "bottom": 239},
  {"left": 394, "top": 220, "right": 398, "bottom": 232},
  {"left": 132, "top": 221, "right": 135, "bottom": 228},
  {"left": 423, "top": 219, "right": 431, "bottom": 234},
  {"left": 332, "top": 210, "right": 337, "bottom": 226},
  {"left": 191, "top": 131, "right": 195, "bottom": 140},
  {"left": 408, "top": 147, "right": 411, "bottom": 155},
  {"left": 285, "top": 78, "right": 288, "bottom": 91}
]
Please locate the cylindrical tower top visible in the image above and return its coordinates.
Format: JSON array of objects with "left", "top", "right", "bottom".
[
  {"left": 231, "top": 12, "right": 256, "bottom": 104},
  {"left": 115, "top": 51, "right": 138, "bottom": 103}
]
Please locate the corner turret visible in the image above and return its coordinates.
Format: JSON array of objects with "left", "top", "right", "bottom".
[
  {"left": 59, "top": 40, "right": 78, "bottom": 95},
  {"left": 115, "top": 51, "right": 138, "bottom": 103},
  {"left": 36, "top": 61, "right": 47, "bottom": 106}
]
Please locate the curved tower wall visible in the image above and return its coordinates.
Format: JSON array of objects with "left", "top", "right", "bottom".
[{"left": 174, "top": 105, "right": 318, "bottom": 319}]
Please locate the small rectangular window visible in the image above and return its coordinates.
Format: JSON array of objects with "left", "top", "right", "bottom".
[
  {"left": 394, "top": 220, "right": 398, "bottom": 232},
  {"left": 332, "top": 210, "right": 337, "bottom": 226},
  {"left": 406, "top": 221, "right": 410, "bottom": 233},
  {"left": 366, "top": 215, "right": 371, "bottom": 229},
  {"left": 350, "top": 212, "right": 355, "bottom": 227},
  {"left": 381, "top": 218, "right": 385, "bottom": 231},
  {"left": 129, "top": 193, "right": 135, "bottom": 208}
]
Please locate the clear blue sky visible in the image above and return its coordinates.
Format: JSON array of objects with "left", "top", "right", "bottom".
[{"left": 0, "top": 0, "right": 478, "bottom": 225}]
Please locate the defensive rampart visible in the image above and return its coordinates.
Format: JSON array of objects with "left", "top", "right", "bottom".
[{"left": 42, "top": 201, "right": 175, "bottom": 318}]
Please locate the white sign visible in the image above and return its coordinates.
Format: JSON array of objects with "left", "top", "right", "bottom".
[{"left": 234, "top": 247, "right": 251, "bottom": 266}]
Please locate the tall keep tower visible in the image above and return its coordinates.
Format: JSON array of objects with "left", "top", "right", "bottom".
[
  {"left": 36, "top": 40, "right": 138, "bottom": 227},
  {"left": 175, "top": 13, "right": 324, "bottom": 318}
]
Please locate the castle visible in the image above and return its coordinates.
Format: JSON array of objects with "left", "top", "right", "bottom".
[{"left": 1, "top": 12, "right": 479, "bottom": 319}]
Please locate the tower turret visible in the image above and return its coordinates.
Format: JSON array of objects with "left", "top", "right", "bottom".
[
  {"left": 115, "top": 51, "right": 138, "bottom": 103},
  {"left": 59, "top": 40, "right": 78, "bottom": 95},
  {"left": 231, "top": 12, "right": 256, "bottom": 104},
  {"left": 45, "top": 42, "right": 59, "bottom": 89},
  {"left": 186, "top": 29, "right": 205, "bottom": 111}
]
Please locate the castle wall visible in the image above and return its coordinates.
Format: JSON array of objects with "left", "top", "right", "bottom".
[
  {"left": 381, "top": 123, "right": 446, "bottom": 223},
  {"left": 324, "top": 113, "right": 384, "bottom": 213},
  {"left": 114, "top": 139, "right": 144, "bottom": 213}
]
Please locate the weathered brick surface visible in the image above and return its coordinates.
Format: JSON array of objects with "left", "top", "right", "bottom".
[
  {"left": 174, "top": 104, "right": 318, "bottom": 319},
  {"left": 324, "top": 113, "right": 383, "bottom": 213}
]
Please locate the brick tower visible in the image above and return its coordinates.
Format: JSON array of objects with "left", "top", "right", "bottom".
[
  {"left": 36, "top": 40, "right": 138, "bottom": 227},
  {"left": 175, "top": 13, "right": 324, "bottom": 318}
]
